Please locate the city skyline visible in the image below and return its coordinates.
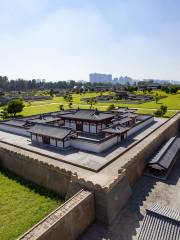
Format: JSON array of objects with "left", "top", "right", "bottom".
[{"left": 0, "top": 0, "right": 180, "bottom": 81}]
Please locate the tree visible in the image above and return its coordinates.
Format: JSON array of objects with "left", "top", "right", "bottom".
[
  {"left": 154, "top": 109, "right": 163, "bottom": 117},
  {"left": 7, "top": 99, "right": 25, "bottom": 117},
  {"left": 154, "top": 93, "right": 160, "bottom": 104},
  {"left": 49, "top": 89, "right": 54, "bottom": 97},
  {"left": 160, "top": 105, "right": 167, "bottom": 115},
  {"left": 0, "top": 76, "right": 8, "bottom": 91},
  {"left": 68, "top": 102, "right": 72, "bottom": 108},
  {"left": 64, "top": 94, "right": 73, "bottom": 103},
  {"left": 147, "top": 88, "right": 152, "bottom": 93},
  {"left": 107, "top": 104, "right": 115, "bottom": 110},
  {"left": 143, "top": 88, "right": 147, "bottom": 94},
  {"left": 126, "top": 86, "right": 138, "bottom": 92},
  {"left": 169, "top": 86, "right": 178, "bottom": 94},
  {"left": 154, "top": 105, "right": 168, "bottom": 117},
  {"left": 0, "top": 107, "right": 8, "bottom": 119},
  {"left": 88, "top": 98, "right": 96, "bottom": 109},
  {"left": 59, "top": 104, "right": 64, "bottom": 110}
]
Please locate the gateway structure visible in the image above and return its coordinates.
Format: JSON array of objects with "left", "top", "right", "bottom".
[{"left": 0, "top": 108, "right": 154, "bottom": 153}]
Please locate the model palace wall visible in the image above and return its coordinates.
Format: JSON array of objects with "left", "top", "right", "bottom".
[
  {"left": 0, "top": 112, "right": 179, "bottom": 226},
  {"left": 124, "top": 113, "right": 180, "bottom": 187},
  {"left": 18, "top": 190, "right": 95, "bottom": 240}
]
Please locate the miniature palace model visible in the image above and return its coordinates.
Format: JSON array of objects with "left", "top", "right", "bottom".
[{"left": 0, "top": 108, "right": 154, "bottom": 153}]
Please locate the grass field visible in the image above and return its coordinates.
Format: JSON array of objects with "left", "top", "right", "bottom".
[
  {"left": 0, "top": 170, "right": 63, "bottom": 240},
  {"left": 0, "top": 90, "right": 179, "bottom": 119},
  {"left": 20, "top": 90, "right": 179, "bottom": 118}
]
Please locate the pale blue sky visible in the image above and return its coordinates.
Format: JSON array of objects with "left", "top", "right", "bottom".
[{"left": 0, "top": 0, "right": 180, "bottom": 81}]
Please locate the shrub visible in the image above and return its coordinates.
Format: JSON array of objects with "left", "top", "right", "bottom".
[
  {"left": 154, "top": 104, "right": 168, "bottom": 117},
  {"left": 107, "top": 104, "right": 115, "bottom": 110}
]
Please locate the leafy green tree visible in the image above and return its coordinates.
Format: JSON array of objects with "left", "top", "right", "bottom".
[
  {"left": 7, "top": 99, "right": 25, "bottom": 117},
  {"left": 68, "top": 102, "right": 72, "bottom": 108},
  {"left": 88, "top": 98, "right": 96, "bottom": 109},
  {"left": 64, "top": 94, "right": 73, "bottom": 103},
  {"left": 154, "top": 109, "right": 163, "bottom": 117},
  {"left": 59, "top": 104, "right": 64, "bottom": 110},
  {"left": 160, "top": 105, "right": 167, "bottom": 115},
  {"left": 126, "top": 86, "right": 138, "bottom": 92},
  {"left": 49, "top": 89, "right": 54, "bottom": 97},
  {"left": 147, "top": 88, "right": 152, "bottom": 93},
  {"left": 169, "top": 86, "right": 178, "bottom": 94},
  {"left": 143, "top": 88, "right": 147, "bottom": 94},
  {"left": 154, "top": 93, "right": 160, "bottom": 104},
  {"left": 154, "top": 105, "right": 168, "bottom": 117},
  {"left": 0, "top": 107, "right": 8, "bottom": 119}
]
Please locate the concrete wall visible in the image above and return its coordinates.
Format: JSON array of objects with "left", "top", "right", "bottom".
[
  {"left": 0, "top": 124, "right": 29, "bottom": 137},
  {"left": 94, "top": 171, "right": 132, "bottom": 225},
  {"left": 127, "top": 116, "right": 154, "bottom": 137},
  {"left": 37, "top": 136, "right": 42, "bottom": 143},
  {"left": 50, "top": 138, "right": 56, "bottom": 146},
  {"left": 32, "top": 134, "right": 36, "bottom": 141},
  {"left": 65, "top": 120, "right": 76, "bottom": 130},
  {"left": 18, "top": 190, "right": 95, "bottom": 240},
  {"left": 71, "top": 136, "right": 117, "bottom": 153},
  {"left": 0, "top": 146, "right": 71, "bottom": 196},
  {"left": 124, "top": 114, "right": 180, "bottom": 187}
]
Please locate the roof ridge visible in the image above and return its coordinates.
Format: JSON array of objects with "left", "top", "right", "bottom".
[{"left": 30, "top": 123, "right": 72, "bottom": 131}]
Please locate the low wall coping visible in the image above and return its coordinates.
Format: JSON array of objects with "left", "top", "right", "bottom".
[{"left": 17, "top": 189, "right": 93, "bottom": 240}]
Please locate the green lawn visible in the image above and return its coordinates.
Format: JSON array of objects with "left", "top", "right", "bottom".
[
  {"left": 19, "top": 90, "right": 180, "bottom": 118},
  {"left": 0, "top": 90, "right": 179, "bottom": 118},
  {"left": 136, "top": 109, "right": 177, "bottom": 118},
  {"left": 0, "top": 170, "right": 63, "bottom": 240}
]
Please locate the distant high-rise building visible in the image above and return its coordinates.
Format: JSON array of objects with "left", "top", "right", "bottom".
[
  {"left": 89, "top": 73, "right": 112, "bottom": 83},
  {"left": 113, "top": 77, "right": 119, "bottom": 82},
  {"left": 119, "top": 76, "right": 134, "bottom": 85}
]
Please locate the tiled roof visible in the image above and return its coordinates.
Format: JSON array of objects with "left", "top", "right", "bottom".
[
  {"left": 28, "top": 116, "right": 61, "bottom": 124},
  {"left": 118, "top": 117, "right": 132, "bottom": 124},
  {"left": 60, "top": 109, "right": 114, "bottom": 121},
  {"left": 138, "top": 204, "right": 180, "bottom": 240},
  {"left": 3, "top": 120, "right": 27, "bottom": 127},
  {"left": 148, "top": 136, "right": 180, "bottom": 170},
  {"left": 29, "top": 124, "right": 72, "bottom": 140},
  {"left": 102, "top": 125, "right": 129, "bottom": 134}
]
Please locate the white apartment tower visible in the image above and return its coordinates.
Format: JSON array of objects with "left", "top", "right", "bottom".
[{"left": 89, "top": 73, "right": 112, "bottom": 83}]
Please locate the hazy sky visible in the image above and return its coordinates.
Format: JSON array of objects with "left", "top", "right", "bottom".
[{"left": 0, "top": 0, "right": 180, "bottom": 81}]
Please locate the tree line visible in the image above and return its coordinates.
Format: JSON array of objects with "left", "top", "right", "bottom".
[
  {"left": 0, "top": 76, "right": 115, "bottom": 92},
  {"left": 1, "top": 76, "right": 180, "bottom": 93}
]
